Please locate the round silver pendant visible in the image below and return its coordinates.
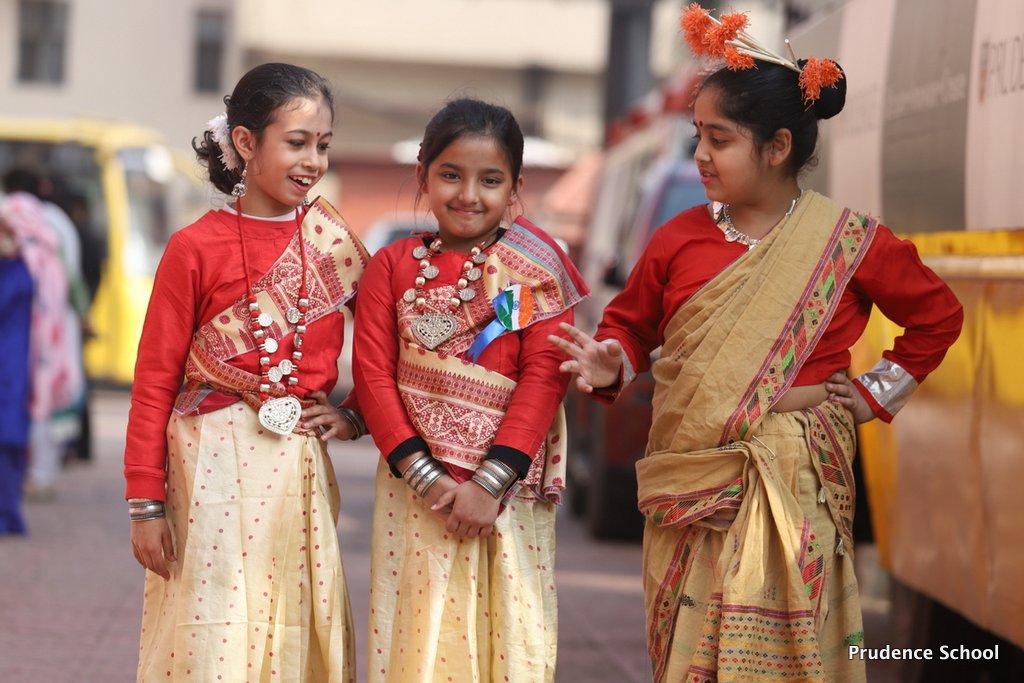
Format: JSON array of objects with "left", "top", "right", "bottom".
[
  {"left": 472, "top": 252, "right": 487, "bottom": 265},
  {"left": 263, "top": 337, "right": 279, "bottom": 354},
  {"left": 459, "top": 287, "right": 477, "bottom": 302},
  {"left": 268, "top": 366, "right": 284, "bottom": 383},
  {"left": 403, "top": 288, "right": 417, "bottom": 303},
  {"left": 257, "top": 312, "right": 273, "bottom": 328},
  {"left": 412, "top": 245, "right": 429, "bottom": 259},
  {"left": 422, "top": 265, "right": 439, "bottom": 280},
  {"left": 286, "top": 307, "right": 301, "bottom": 324},
  {"left": 278, "top": 359, "right": 294, "bottom": 375},
  {"left": 465, "top": 267, "right": 482, "bottom": 282}
]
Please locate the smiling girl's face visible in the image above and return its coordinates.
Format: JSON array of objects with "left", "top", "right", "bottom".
[
  {"left": 417, "top": 134, "right": 522, "bottom": 253},
  {"left": 233, "top": 96, "right": 333, "bottom": 216}
]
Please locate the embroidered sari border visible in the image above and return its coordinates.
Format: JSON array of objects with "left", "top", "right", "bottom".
[
  {"left": 484, "top": 218, "right": 588, "bottom": 325},
  {"left": 177, "top": 198, "right": 367, "bottom": 409},
  {"left": 722, "top": 209, "right": 877, "bottom": 442},
  {"left": 197, "top": 199, "right": 367, "bottom": 365},
  {"left": 395, "top": 341, "right": 567, "bottom": 498}
]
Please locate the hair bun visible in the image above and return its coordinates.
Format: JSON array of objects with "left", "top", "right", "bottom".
[{"left": 798, "top": 58, "right": 847, "bottom": 120}]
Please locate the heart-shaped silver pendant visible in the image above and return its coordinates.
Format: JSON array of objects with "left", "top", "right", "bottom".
[
  {"left": 258, "top": 395, "right": 303, "bottom": 435},
  {"left": 411, "top": 313, "right": 458, "bottom": 350}
]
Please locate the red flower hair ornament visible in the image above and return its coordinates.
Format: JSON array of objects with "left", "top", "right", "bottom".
[{"left": 680, "top": 3, "right": 841, "bottom": 105}]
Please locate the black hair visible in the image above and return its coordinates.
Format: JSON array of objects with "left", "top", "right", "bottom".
[
  {"left": 2, "top": 168, "right": 41, "bottom": 196},
  {"left": 697, "top": 58, "right": 846, "bottom": 176},
  {"left": 193, "top": 63, "right": 335, "bottom": 195},
  {"left": 417, "top": 98, "right": 525, "bottom": 186}
]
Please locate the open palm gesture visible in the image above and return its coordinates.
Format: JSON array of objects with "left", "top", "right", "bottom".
[{"left": 548, "top": 322, "right": 624, "bottom": 393}]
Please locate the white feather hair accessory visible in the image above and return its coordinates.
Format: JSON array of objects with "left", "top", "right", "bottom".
[{"left": 206, "top": 113, "right": 241, "bottom": 171}]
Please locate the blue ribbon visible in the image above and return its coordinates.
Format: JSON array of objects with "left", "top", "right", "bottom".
[{"left": 466, "top": 291, "right": 515, "bottom": 363}]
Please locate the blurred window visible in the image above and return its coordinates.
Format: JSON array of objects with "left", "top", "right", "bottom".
[
  {"left": 194, "top": 10, "right": 226, "bottom": 93},
  {"left": 17, "top": 0, "right": 68, "bottom": 84}
]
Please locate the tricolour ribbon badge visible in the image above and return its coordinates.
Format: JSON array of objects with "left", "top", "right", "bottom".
[{"left": 466, "top": 284, "right": 536, "bottom": 363}]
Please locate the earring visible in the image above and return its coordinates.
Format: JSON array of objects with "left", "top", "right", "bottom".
[
  {"left": 231, "top": 164, "right": 248, "bottom": 198},
  {"left": 301, "top": 195, "right": 311, "bottom": 207}
]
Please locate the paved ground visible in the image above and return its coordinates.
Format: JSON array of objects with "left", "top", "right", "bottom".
[{"left": 0, "top": 389, "right": 899, "bottom": 682}]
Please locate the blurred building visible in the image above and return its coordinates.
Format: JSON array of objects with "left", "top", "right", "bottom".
[
  {"left": 0, "top": 0, "right": 242, "bottom": 153},
  {"left": 0, "top": 0, "right": 793, "bottom": 234}
]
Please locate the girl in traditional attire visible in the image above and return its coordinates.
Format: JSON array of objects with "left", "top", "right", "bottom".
[
  {"left": 124, "top": 63, "right": 368, "bottom": 683},
  {"left": 353, "top": 98, "right": 587, "bottom": 682},
  {"left": 550, "top": 7, "right": 963, "bottom": 682}
]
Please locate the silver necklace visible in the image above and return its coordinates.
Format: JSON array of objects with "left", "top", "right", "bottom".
[
  {"left": 714, "top": 191, "right": 803, "bottom": 250},
  {"left": 405, "top": 237, "right": 487, "bottom": 350},
  {"left": 235, "top": 199, "right": 310, "bottom": 436}
]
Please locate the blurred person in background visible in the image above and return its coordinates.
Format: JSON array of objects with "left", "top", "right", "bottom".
[
  {"left": 47, "top": 176, "right": 96, "bottom": 462},
  {"left": 0, "top": 211, "right": 33, "bottom": 534},
  {"left": 13, "top": 170, "right": 91, "bottom": 463},
  {"left": 0, "top": 170, "right": 79, "bottom": 503}
]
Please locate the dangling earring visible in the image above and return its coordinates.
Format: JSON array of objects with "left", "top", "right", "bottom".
[
  {"left": 231, "top": 164, "right": 248, "bottom": 198},
  {"left": 301, "top": 195, "right": 311, "bottom": 207}
]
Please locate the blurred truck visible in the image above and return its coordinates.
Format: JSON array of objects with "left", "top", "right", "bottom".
[{"left": 795, "top": 0, "right": 1024, "bottom": 673}]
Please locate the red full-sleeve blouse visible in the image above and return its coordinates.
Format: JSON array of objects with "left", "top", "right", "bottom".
[
  {"left": 123, "top": 208, "right": 348, "bottom": 500},
  {"left": 595, "top": 204, "right": 963, "bottom": 419}
]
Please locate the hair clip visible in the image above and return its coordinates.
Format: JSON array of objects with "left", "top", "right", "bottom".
[
  {"left": 206, "top": 113, "right": 241, "bottom": 171},
  {"left": 680, "top": 3, "right": 842, "bottom": 105}
]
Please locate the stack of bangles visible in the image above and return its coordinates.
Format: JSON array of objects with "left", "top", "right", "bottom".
[
  {"left": 128, "top": 498, "right": 165, "bottom": 522},
  {"left": 471, "top": 459, "right": 518, "bottom": 500},
  {"left": 336, "top": 406, "right": 367, "bottom": 440},
  {"left": 403, "top": 455, "right": 447, "bottom": 497}
]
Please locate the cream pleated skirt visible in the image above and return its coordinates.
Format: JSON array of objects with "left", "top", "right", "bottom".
[
  {"left": 136, "top": 403, "right": 355, "bottom": 683},
  {"left": 366, "top": 460, "right": 558, "bottom": 683}
]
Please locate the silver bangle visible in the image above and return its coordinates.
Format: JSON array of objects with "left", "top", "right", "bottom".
[
  {"left": 402, "top": 455, "right": 446, "bottom": 498},
  {"left": 473, "top": 466, "right": 503, "bottom": 491},
  {"left": 130, "top": 511, "right": 166, "bottom": 522},
  {"left": 402, "top": 455, "right": 433, "bottom": 484},
  {"left": 472, "top": 459, "right": 518, "bottom": 500},
  {"left": 482, "top": 458, "right": 516, "bottom": 480},
  {"left": 336, "top": 406, "right": 367, "bottom": 440},
  {"left": 129, "top": 505, "right": 166, "bottom": 521},
  {"left": 413, "top": 466, "right": 444, "bottom": 497},
  {"left": 472, "top": 472, "right": 502, "bottom": 498},
  {"left": 128, "top": 498, "right": 165, "bottom": 520},
  {"left": 129, "top": 507, "right": 164, "bottom": 517}
]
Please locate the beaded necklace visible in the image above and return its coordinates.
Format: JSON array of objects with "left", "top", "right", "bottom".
[
  {"left": 235, "top": 198, "right": 309, "bottom": 435},
  {"left": 404, "top": 236, "right": 488, "bottom": 350}
]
